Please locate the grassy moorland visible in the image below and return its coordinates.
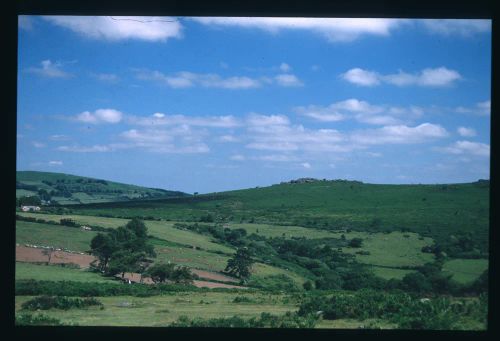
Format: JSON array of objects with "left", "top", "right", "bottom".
[
  {"left": 16, "top": 171, "right": 189, "bottom": 205},
  {"left": 14, "top": 175, "right": 489, "bottom": 329},
  {"left": 67, "top": 179, "right": 489, "bottom": 256}
]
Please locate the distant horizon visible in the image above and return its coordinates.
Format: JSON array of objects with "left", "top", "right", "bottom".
[
  {"left": 17, "top": 17, "right": 491, "bottom": 193},
  {"left": 16, "top": 169, "right": 490, "bottom": 195}
]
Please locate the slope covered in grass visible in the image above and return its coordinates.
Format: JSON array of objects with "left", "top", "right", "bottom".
[
  {"left": 16, "top": 171, "right": 189, "bottom": 205},
  {"left": 70, "top": 179, "right": 489, "bottom": 255}
]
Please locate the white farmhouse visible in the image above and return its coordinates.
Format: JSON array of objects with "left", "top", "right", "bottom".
[{"left": 21, "top": 205, "right": 41, "bottom": 212}]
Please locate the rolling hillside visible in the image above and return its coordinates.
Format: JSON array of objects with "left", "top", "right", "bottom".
[
  {"left": 69, "top": 178, "right": 489, "bottom": 257},
  {"left": 16, "top": 171, "right": 190, "bottom": 205}
]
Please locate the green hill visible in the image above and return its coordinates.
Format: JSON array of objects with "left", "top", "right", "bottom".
[
  {"left": 67, "top": 178, "right": 489, "bottom": 258},
  {"left": 16, "top": 171, "right": 190, "bottom": 205}
]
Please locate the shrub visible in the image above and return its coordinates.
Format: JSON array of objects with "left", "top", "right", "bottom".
[
  {"left": 16, "top": 313, "right": 63, "bottom": 326},
  {"left": 21, "top": 295, "right": 103, "bottom": 310}
]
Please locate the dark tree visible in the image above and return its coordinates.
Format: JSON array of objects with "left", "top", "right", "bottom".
[
  {"left": 348, "top": 238, "right": 363, "bottom": 248},
  {"left": 224, "top": 247, "right": 254, "bottom": 280},
  {"left": 90, "top": 233, "right": 117, "bottom": 271},
  {"left": 145, "top": 263, "right": 175, "bottom": 283}
]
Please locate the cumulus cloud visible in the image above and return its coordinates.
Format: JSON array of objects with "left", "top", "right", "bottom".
[
  {"left": 279, "top": 63, "right": 291, "bottom": 72},
  {"left": 26, "top": 60, "right": 72, "bottom": 78},
  {"left": 42, "top": 16, "right": 182, "bottom": 42},
  {"left": 49, "top": 135, "right": 70, "bottom": 141},
  {"left": 455, "top": 100, "right": 490, "bottom": 116},
  {"left": 191, "top": 17, "right": 407, "bottom": 42},
  {"left": 350, "top": 123, "right": 449, "bottom": 145},
  {"left": 341, "top": 68, "right": 380, "bottom": 86},
  {"left": 246, "top": 113, "right": 290, "bottom": 126},
  {"left": 218, "top": 135, "right": 239, "bottom": 142},
  {"left": 341, "top": 67, "right": 461, "bottom": 87},
  {"left": 120, "top": 126, "right": 210, "bottom": 154},
  {"left": 128, "top": 113, "right": 240, "bottom": 128},
  {"left": 76, "top": 109, "right": 123, "bottom": 124},
  {"left": 301, "top": 162, "right": 312, "bottom": 169},
  {"left": 274, "top": 74, "right": 304, "bottom": 87},
  {"left": 135, "top": 69, "right": 262, "bottom": 89},
  {"left": 421, "top": 19, "right": 491, "bottom": 37},
  {"left": 255, "top": 154, "right": 300, "bottom": 162},
  {"left": 457, "top": 127, "right": 476, "bottom": 137},
  {"left": 230, "top": 154, "right": 246, "bottom": 161},
  {"left": 438, "top": 140, "right": 490, "bottom": 157},
  {"left": 91, "top": 73, "right": 119, "bottom": 83},
  {"left": 246, "top": 124, "right": 346, "bottom": 152},
  {"left": 295, "top": 98, "right": 422, "bottom": 125},
  {"left": 57, "top": 145, "right": 112, "bottom": 152},
  {"left": 33, "top": 142, "right": 46, "bottom": 148}
]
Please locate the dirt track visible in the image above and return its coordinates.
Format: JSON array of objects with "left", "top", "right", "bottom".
[{"left": 193, "top": 280, "right": 248, "bottom": 289}]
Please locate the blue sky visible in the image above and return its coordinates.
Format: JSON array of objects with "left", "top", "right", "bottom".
[{"left": 17, "top": 16, "right": 491, "bottom": 193}]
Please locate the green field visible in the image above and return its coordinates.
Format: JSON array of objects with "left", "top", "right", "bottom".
[
  {"left": 16, "top": 262, "right": 115, "bottom": 283},
  {"left": 443, "top": 259, "right": 489, "bottom": 284},
  {"left": 340, "top": 231, "right": 434, "bottom": 268},
  {"left": 16, "top": 171, "right": 189, "bottom": 205},
  {"left": 226, "top": 222, "right": 338, "bottom": 239},
  {"left": 18, "top": 212, "right": 233, "bottom": 254},
  {"left": 16, "top": 220, "right": 97, "bottom": 252},
  {"left": 15, "top": 292, "right": 298, "bottom": 327},
  {"left": 68, "top": 180, "right": 489, "bottom": 259}
]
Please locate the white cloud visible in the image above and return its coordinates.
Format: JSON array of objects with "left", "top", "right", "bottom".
[
  {"left": 120, "top": 126, "right": 210, "bottom": 154},
  {"left": 192, "top": 17, "right": 407, "bottom": 42},
  {"left": 129, "top": 113, "right": 240, "bottom": 128},
  {"left": 246, "top": 124, "right": 346, "bottom": 152},
  {"left": 438, "top": 140, "right": 490, "bottom": 157},
  {"left": 246, "top": 113, "right": 290, "bottom": 126},
  {"left": 421, "top": 19, "right": 491, "bottom": 37},
  {"left": 48, "top": 160, "right": 63, "bottom": 166},
  {"left": 230, "top": 154, "right": 246, "bottom": 161},
  {"left": 342, "top": 67, "right": 461, "bottom": 87},
  {"left": 76, "top": 109, "right": 123, "bottom": 124},
  {"left": 135, "top": 69, "right": 262, "bottom": 89},
  {"left": 255, "top": 154, "right": 299, "bottom": 162},
  {"left": 218, "top": 135, "right": 239, "bottom": 142},
  {"left": 91, "top": 73, "right": 119, "bottom": 83},
  {"left": 19, "top": 15, "right": 34, "bottom": 30},
  {"left": 301, "top": 162, "right": 312, "bottom": 169},
  {"left": 279, "top": 63, "right": 291, "bottom": 72},
  {"left": 457, "top": 127, "right": 476, "bottom": 137},
  {"left": 49, "top": 135, "right": 70, "bottom": 141},
  {"left": 274, "top": 74, "right": 304, "bottom": 87},
  {"left": 455, "top": 100, "right": 490, "bottom": 116},
  {"left": 341, "top": 68, "right": 380, "bottom": 86},
  {"left": 26, "top": 60, "right": 72, "bottom": 78},
  {"left": 295, "top": 98, "right": 422, "bottom": 125},
  {"left": 43, "top": 16, "right": 182, "bottom": 42},
  {"left": 417, "top": 67, "right": 462, "bottom": 86},
  {"left": 33, "top": 142, "right": 46, "bottom": 148},
  {"left": 57, "top": 145, "right": 112, "bottom": 152},
  {"left": 350, "top": 123, "right": 449, "bottom": 145}
]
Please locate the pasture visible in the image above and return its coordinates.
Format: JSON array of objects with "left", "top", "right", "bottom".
[
  {"left": 16, "top": 262, "right": 114, "bottom": 283},
  {"left": 18, "top": 212, "right": 233, "bottom": 254},
  {"left": 16, "top": 220, "right": 97, "bottom": 252},
  {"left": 15, "top": 292, "right": 298, "bottom": 327},
  {"left": 442, "top": 259, "right": 489, "bottom": 284}
]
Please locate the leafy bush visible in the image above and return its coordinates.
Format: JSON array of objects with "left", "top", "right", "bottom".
[
  {"left": 247, "top": 274, "right": 300, "bottom": 292},
  {"left": 297, "top": 289, "right": 487, "bottom": 330},
  {"left": 15, "top": 280, "right": 218, "bottom": 297},
  {"left": 169, "top": 311, "right": 318, "bottom": 328},
  {"left": 15, "top": 313, "right": 63, "bottom": 326},
  {"left": 21, "top": 295, "right": 102, "bottom": 310}
]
